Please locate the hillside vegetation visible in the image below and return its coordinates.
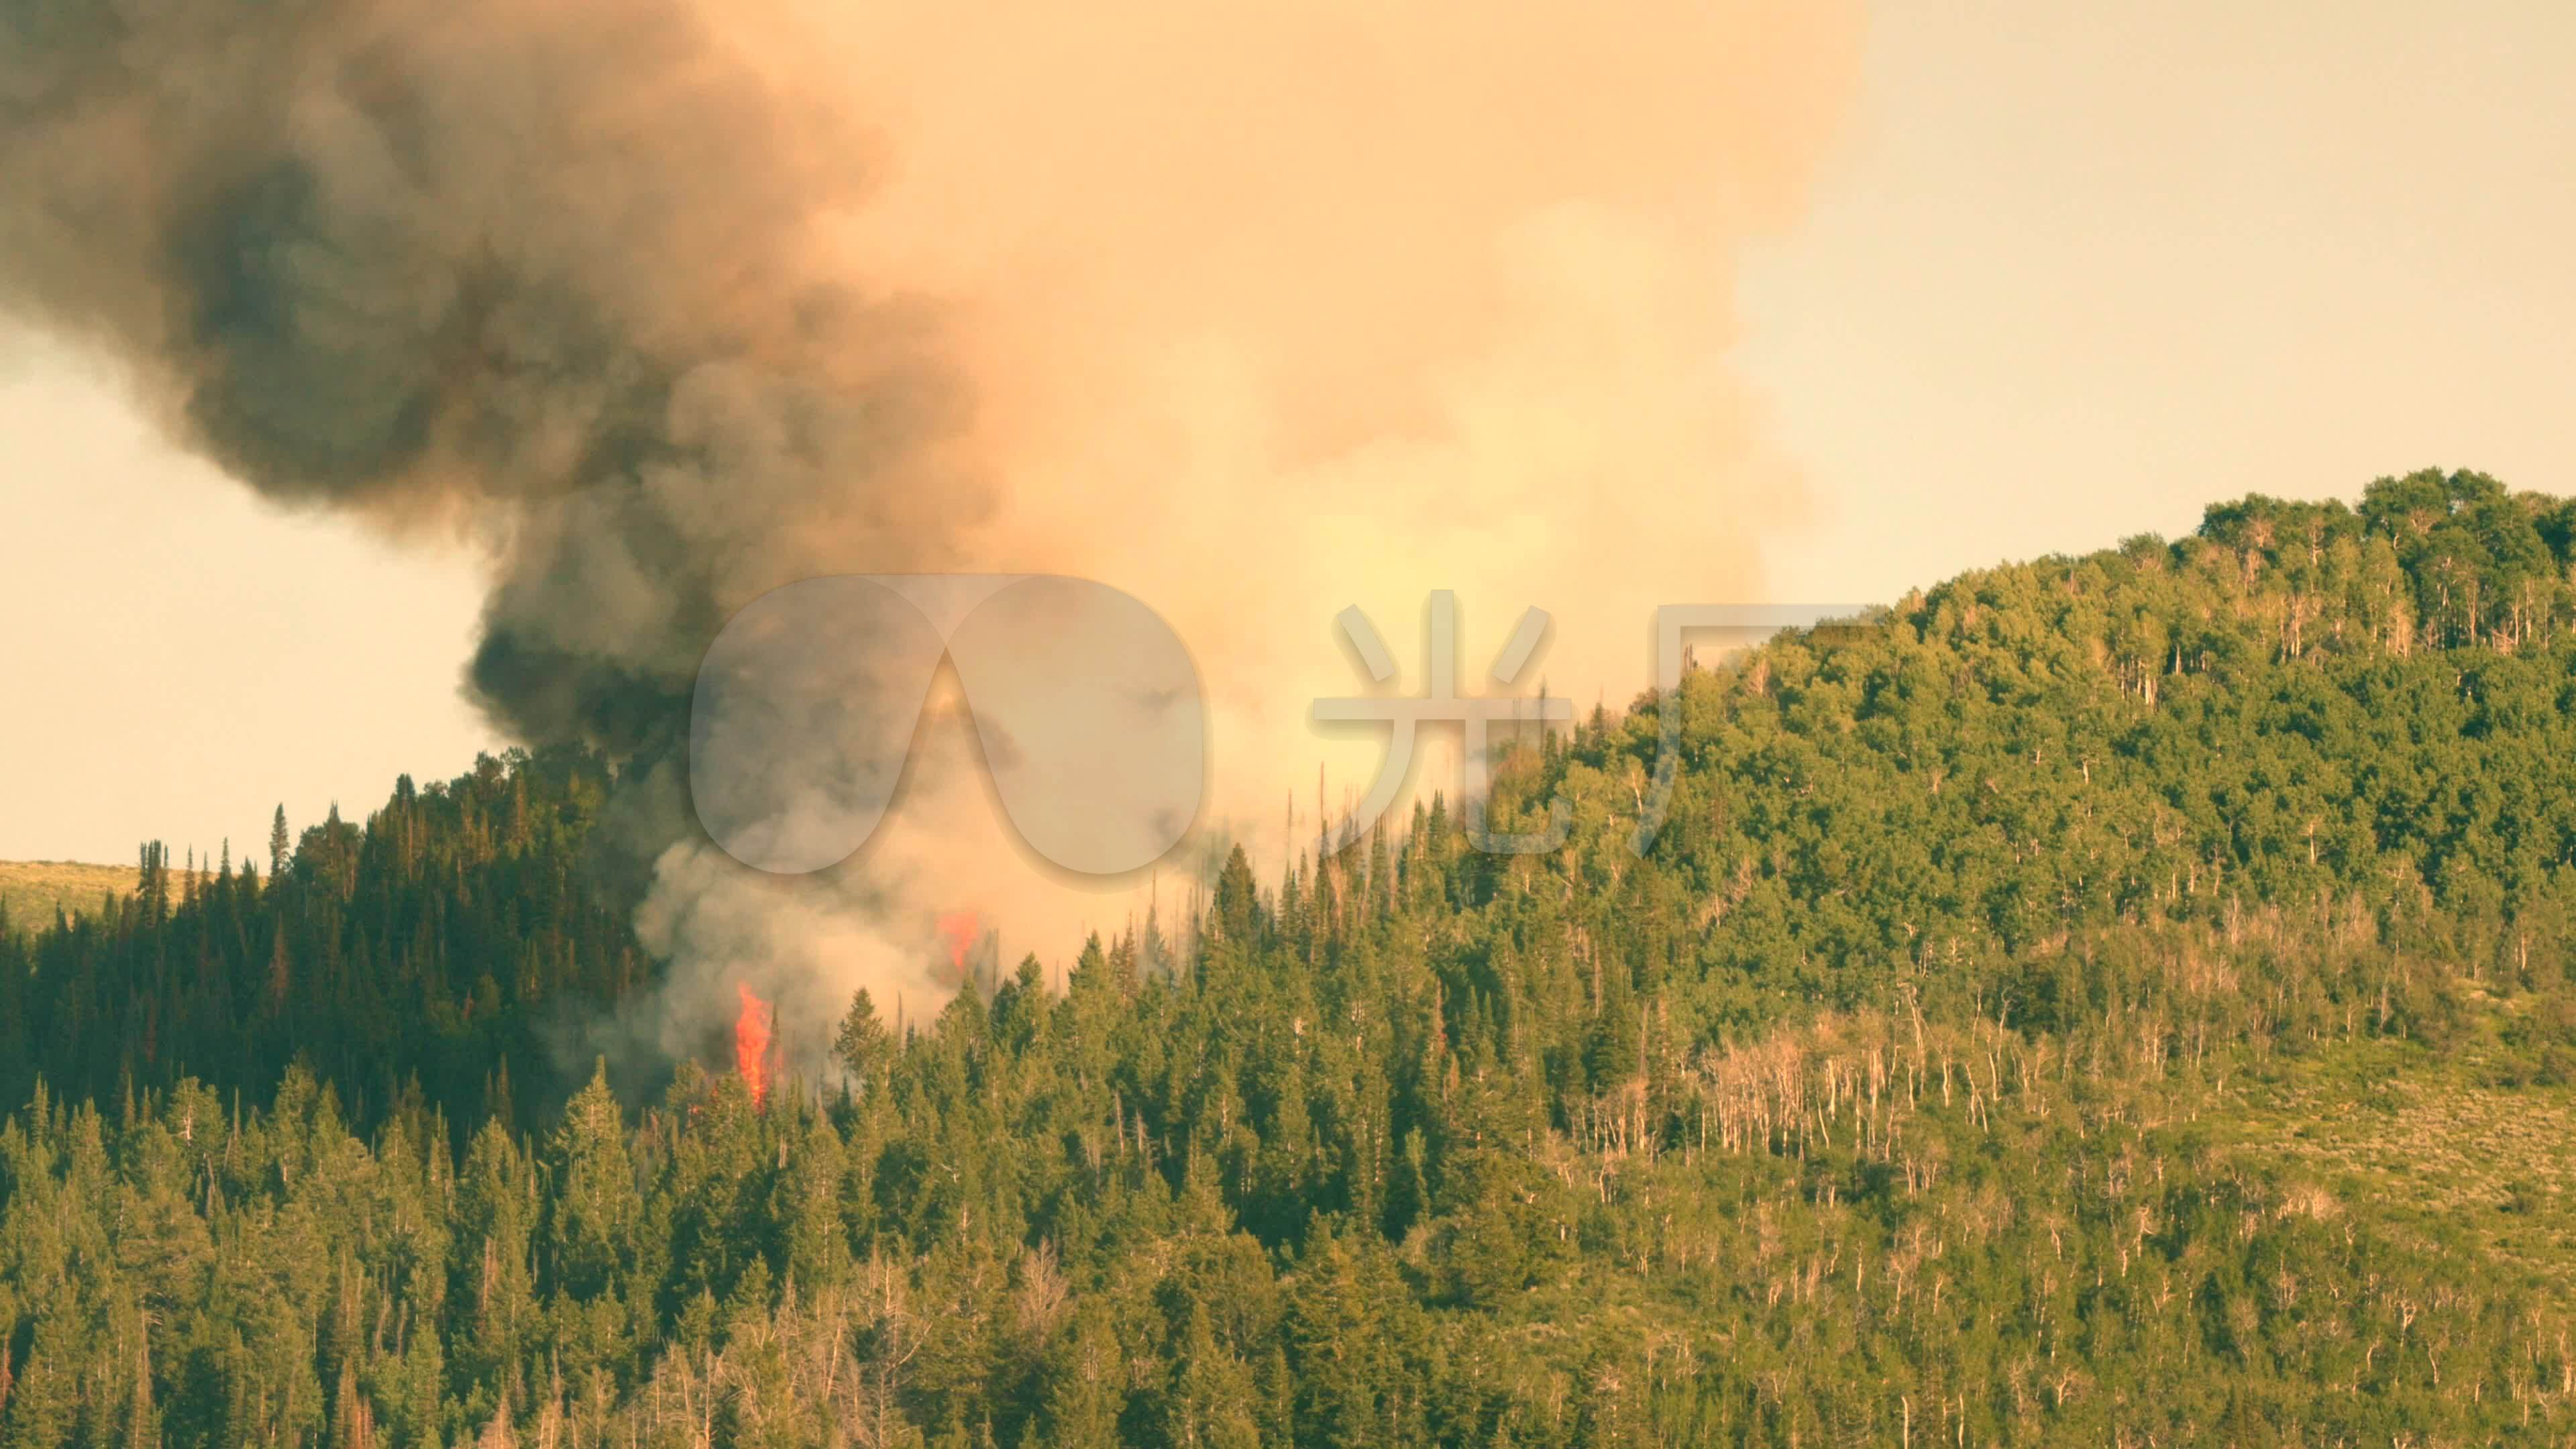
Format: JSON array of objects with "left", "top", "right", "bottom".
[
  {"left": 3, "top": 469, "right": 2575, "bottom": 1446},
  {"left": 0, "top": 860, "right": 152, "bottom": 934}
]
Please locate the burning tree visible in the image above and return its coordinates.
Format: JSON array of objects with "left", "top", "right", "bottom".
[{"left": 734, "top": 984, "right": 776, "bottom": 1110}]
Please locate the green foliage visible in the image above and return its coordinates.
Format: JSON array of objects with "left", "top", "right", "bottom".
[
  {"left": 0, "top": 748, "right": 636, "bottom": 1132},
  {"left": 5, "top": 473, "right": 2576, "bottom": 1444}
]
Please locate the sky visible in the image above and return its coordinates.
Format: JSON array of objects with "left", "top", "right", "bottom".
[
  {"left": 3, "top": 0, "right": 2571, "bottom": 865},
  {"left": 1753, "top": 0, "right": 2574, "bottom": 602}
]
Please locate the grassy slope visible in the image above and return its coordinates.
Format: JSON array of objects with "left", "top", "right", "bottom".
[
  {"left": 2218, "top": 997, "right": 2576, "bottom": 1293},
  {"left": 0, "top": 860, "right": 146, "bottom": 932}
]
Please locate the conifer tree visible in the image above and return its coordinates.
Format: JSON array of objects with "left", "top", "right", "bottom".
[{"left": 269, "top": 804, "right": 291, "bottom": 881}]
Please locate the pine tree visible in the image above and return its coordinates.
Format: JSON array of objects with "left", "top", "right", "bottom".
[
  {"left": 835, "top": 988, "right": 894, "bottom": 1089},
  {"left": 270, "top": 804, "right": 292, "bottom": 881}
]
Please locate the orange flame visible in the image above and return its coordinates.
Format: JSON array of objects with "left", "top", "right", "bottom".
[
  {"left": 734, "top": 983, "right": 775, "bottom": 1110},
  {"left": 936, "top": 910, "right": 979, "bottom": 979}
]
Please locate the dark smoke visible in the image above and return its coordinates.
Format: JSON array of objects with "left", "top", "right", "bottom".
[
  {"left": 0, "top": 0, "right": 987, "bottom": 853},
  {"left": 1, "top": 0, "right": 1866, "bottom": 1081}
]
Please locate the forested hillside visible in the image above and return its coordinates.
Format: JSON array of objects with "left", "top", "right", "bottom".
[
  {"left": 5, "top": 469, "right": 2576, "bottom": 1446},
  {"left": 0, "top": 750, "right": 640, "bottom": 1131}
]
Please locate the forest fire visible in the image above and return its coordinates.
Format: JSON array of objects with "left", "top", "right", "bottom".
[
  {"left": 934, "top": 910, "right": 1003, "bottom": 996},
  {"left": 936, "top": 910, "right": 980, "bottom": 977},
  {"left": 733, "top": 983, "right": 775, "bottom": 1109}
]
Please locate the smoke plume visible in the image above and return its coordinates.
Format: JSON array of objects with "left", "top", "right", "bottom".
[
  {"left": 0, "top": 0, "right": 1860, "bottom": 1075},
  {"left": 774, "top": 0, "right": 1864, "bottom": 966}
]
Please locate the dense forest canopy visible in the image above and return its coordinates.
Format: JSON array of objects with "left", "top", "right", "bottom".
[{"left": 5, "top": 469, "right": 2576, "bottom": 1446}]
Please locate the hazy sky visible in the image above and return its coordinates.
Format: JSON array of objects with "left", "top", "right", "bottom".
[
  {"left": 1755, "top": 0, "right": 2573, "bottom": 602},
  {"left": 3, "top": 0, "right": 2569, "bottom": 864}
]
